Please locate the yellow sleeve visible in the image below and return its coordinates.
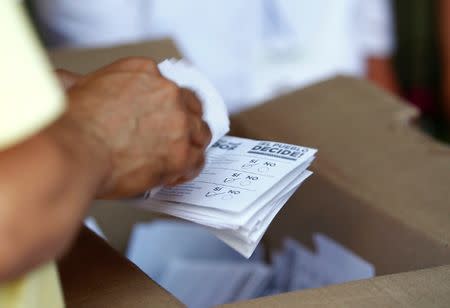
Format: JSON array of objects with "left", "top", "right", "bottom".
[
  {"left": 0, "top": 2, "right": 65, "bottom": 308},
  {"left": 0, "top": 1, "right": 65, "bottom": 150},
  {"left": 0, "top": 263, "right": 64, "bottom": 308}
]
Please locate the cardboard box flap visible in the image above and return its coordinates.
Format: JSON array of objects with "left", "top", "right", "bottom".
[
  {"left": 231, "top": 76, "right": 450, "bottom": 247},
  {"left": 219, "top": 265, "right": 450, "bottom": 308},
  {"left": 50, "top": 39, "right": 181, "bottom": 74},
  {"left": 59, "top": 228, "right": 184, "bottom": 308}
]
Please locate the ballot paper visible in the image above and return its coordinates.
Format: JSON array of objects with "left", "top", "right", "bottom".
[
  {"left": 159, "top": 259, "right": 272, "bottom": 308},
  {"left": 127, "top": 221, "right": 264, "bottom": 281},
  {"left": 272, "top": 234, "right": 375, "bottom": 292},
  {"left": 127, "top": 222, "right": 375, "bottom": 307},
  {"left": 135, "top": 59, "right": 317, "bottom": 258},
  {"left": 84, "top": 217, "right": 106, "bottom": 240}
]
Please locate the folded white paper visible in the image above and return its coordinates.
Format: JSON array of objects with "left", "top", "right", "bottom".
[
  {"left": 159, "top": 258, "right": 271, "bottom": 308},
  {"left": 158, "top": 59, "right": 230, "bottom": 148},
  {"left": 282, "top": 234, "right": 375, "bottom": 291}
]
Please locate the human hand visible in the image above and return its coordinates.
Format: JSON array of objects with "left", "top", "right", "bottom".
[{"left": 60, "top": 57, "right": 211, "bottom": 198}]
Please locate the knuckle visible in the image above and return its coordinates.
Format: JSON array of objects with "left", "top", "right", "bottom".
[
  {"left": 114, "top": 57, "right": 144, "bottom": 66},
  {"left": 175, "top": 111, "right": 190, "bottom": 131},
  {"left": 164, "top": 80, "right": 181, "bottom": 99},
  {"left": 196, "top": 153, "right": 206, "bottom": 169},
  {"left": 189, "top": 90, "right": 202, "bottom": 104},
  {"left": 170, "top": 143, "right": 190, "bottom": 172},
  {"left": 164, "top": 111, "right": 190, "bottom": 144},
  {"left": 202, "top": 120, "right": 212, "bottom": 136},
  {"left": 195, "top": 98, "right": 203, "bottom": 112},
  {"left": 145, "top": 59, "right": 158, "bottom": 71},
  {"left": 113, "top": 57, "right": 158, "bottom": 72}
]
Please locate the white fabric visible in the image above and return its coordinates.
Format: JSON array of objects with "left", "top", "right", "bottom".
[
  {"left": 35, "top": 0, "right": 395, "bottom": 113},
  {"left": 356, "top": 0, "right": 395, "bottom": 57},
  {"left": 34, "top": 0, "right": 144, "bottom": 47}
]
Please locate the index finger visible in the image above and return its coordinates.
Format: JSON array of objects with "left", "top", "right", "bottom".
[
  {"left": 189, "top": 115, "right": 212, "bottom": 148},
  {"left": 95, "top": 57, "right": 161, "bottom": 75}
]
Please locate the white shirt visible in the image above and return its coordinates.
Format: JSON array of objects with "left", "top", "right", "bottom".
[{"left": 35, "top": 0, "right": 394, "bottom": 113}]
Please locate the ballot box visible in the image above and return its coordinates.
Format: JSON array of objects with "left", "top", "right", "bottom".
[
  {"left": 52, "top": 41, "right": 450, "bottom": 307},
  {"left": 226, "top": 76, "right": 450, "bottom": 307},
  {"left": 58, "top": 227, "right": 184, "bottom": 308}
]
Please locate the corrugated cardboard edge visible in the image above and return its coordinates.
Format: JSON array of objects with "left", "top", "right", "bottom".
[
  {"left": 50, "top": 38, "right": 180, "bottom": 74},
  {"left": 230, "top": 76, "right": 450, "bottom": 273},
  {"left": 59, "top": 228, "right": 185, "bottom": 308},
  {"left": 218, "top": 265, "right": 450, "bottom": 308},
  {"left": 263, "top": 171, "right": 450, "bottom": 275}
]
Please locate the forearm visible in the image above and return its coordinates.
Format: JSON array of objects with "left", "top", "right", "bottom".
[
  {"left": 0, "top": 57, "right": 212, "bottom": 281},
  {"left": 0, "top": 114, "right": 110, "bottom": 281}
]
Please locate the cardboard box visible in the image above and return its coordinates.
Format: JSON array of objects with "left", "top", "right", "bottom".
[
  {"left": 50, "top": 39, "right": 181, "bottom": 74},
  {"left": 226, "top": 77, "right": 450, "bottom": 307},
  {"left": 219, "top": 265, "right": 450, "bottom": 307},
  {"left": 231, "top": 76, "right": 450, "bottom": 275},
  {"left": 59, "top": 227, "right": 184, "bottom": 308},
  {"left": 52, "top": 40, "right": 450, "bottom": 307}
]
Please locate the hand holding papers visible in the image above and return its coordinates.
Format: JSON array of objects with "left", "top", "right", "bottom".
[{"left": 135, "top": 60, "right": 317, "bottom": 257}]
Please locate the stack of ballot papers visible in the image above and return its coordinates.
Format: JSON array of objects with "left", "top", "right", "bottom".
[
  {"left": 135, "top": 59, "right": 317, "bottom": 258},
  {"left": 127, "top": 221, "right": 375, "bottom": 308},
  {"left": 270, "top": 234, "right": 375, "bottom": 293},
  {"left": 127, "top": 221, "right": 270, "bottom": 308}
]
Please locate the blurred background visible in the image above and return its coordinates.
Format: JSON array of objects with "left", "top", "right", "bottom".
[{"left": 25, "top": 0, "right": 450, "bottom": 143}]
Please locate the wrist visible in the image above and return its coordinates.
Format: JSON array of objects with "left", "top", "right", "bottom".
[{"left": 45, "top": 112, "right": 112, "bottom": 197}]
